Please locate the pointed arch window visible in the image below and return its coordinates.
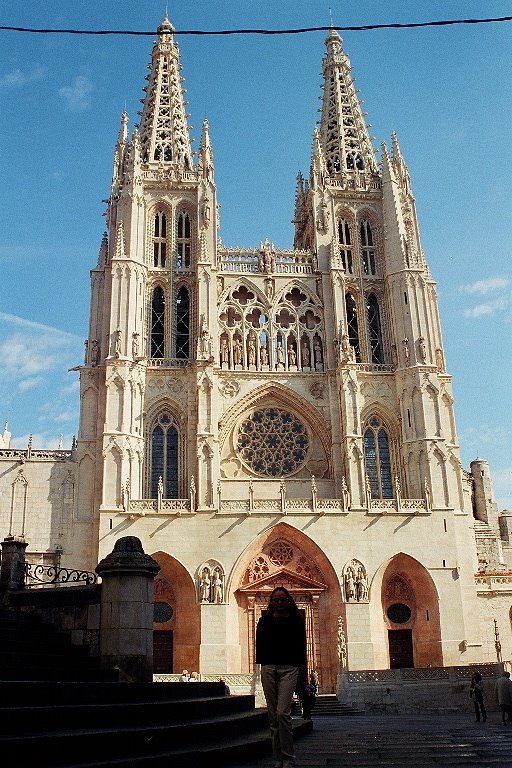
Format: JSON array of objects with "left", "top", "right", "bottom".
[
  {"left": 150, "top": 286, "right": 166, "bottom": 358},
  {"left": 150, "top": 412, "right": 179, "bottom": 498},
  {"left": 345, "top": 293, "right": 361, "bottom": 362},
  {"left": 176, "top": 211, "right": 191, "bottom": 270},
  {"left": 175, "top": 287, "right": 190, "bottom": 359},
  {"left": 338, "top": 219, "right": 353, "bottom": 273},
  {"left": 367, "top": 294, "right": 384, "bottom": 364},
  {"left": 360, "top": 220, "right": 376, "bottom": 275},
  {"left": 153, "top": 211, "right": 167, "bottom": 268},
  {"left": 364, "top": 417, "right": 393, "bottom": 498}
]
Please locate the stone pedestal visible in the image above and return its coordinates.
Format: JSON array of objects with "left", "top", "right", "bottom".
[
  {"left": 0, "top": 536, "right": 28, "bottom": 592},
  {"left": 96, "top": 536, "right": 160, "bottom": 682},
  {"left": 199, "top": 603, "right": 241, "bottom": 673}
]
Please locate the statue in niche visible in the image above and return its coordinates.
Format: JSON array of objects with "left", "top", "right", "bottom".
[
  {"left": 203, "top": 196, "right": 211, "bottom": 228},
  {"left": 314, "top": 338, "right": 323, "bottom": 364},
  {"left": 200, "top": 326, "right": 212, "bottom": 359},
  {"left": 391, "top": 343, "right": 398, "bottom": 367},
  {"left": 341, "top": 477, "right": 351, "bottom": 510},
  {"left": 233, "top": 337, "right": 242, "bottom": 366},
  {"left": 402, "top": 337, "right": 409, "bottom": 365},
  {"left": 418, "top": 336, "right": 427, "bottom": 363},
  {"left": 212, "top": 569, "right": 223, "bottom": 603},
  {"left": 276, "top": 342, "right": 284, "bottom": 364},
  {"left": 260, "top": 345, "right": 268, "bottom": 366},
  {"left": 84, "top": 340, "right": 89, "bottom": 365},
  {"left": 288, "top": 345, "right": 296, "bottom": 366},
  {"left": 199, "top": 567, "right": 211, "bottom": 602},
  {"left": 302, "top": 342, "right": 310, "bottom": 367},
  {"left": 216, "top": 275, "right": 224, "bottom": 298},
  {"left": 132, "top": 332, "right": 140, "bottom": 359},
  {"left": 341, "top": 334, "right": 351, "bottom": 362},
  {"left": 265, "top": 278, "right": 273, "bottom": 299},
  {"left": 114, "top": 329, "right": 122, "bottom": 359},
  {"left": 435, "top": 348, "right": 444, "bottom": 372},
  {"left": 221, "top": 338, "right": 229, "bottom": 365},
  {"left": 424, "top": 478, "right": 432, "bottom": 510},
  {"left": 248, "top": 336, "right": 256, "bottom": 366},
  {"left": 355, "top": 568, "right": 368, "bottom": 602},
  {"left": 90, "top": 340, "right": 99, "bottom": 367},
  {"left": 344, "top": 567, "right": 355, "bottom": 601}
]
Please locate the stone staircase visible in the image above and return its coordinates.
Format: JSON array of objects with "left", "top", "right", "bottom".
[
  {"left": 0, "top": 680, "right": 312, "bottom": 767},
  {"left": 313, "top": 693, "right": 364, "bottom": 716}
]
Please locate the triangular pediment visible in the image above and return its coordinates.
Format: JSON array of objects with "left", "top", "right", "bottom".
[{"left": 237, "top": 567, "right": 327, "bottom": 594}]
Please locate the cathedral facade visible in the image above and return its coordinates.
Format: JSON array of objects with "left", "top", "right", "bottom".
[{"left": 1, "top": 17, "right": 511, "bottom": 690}]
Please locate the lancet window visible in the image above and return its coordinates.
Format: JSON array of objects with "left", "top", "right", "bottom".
[
  {"left": 338, "top": 219, "right": 353, "bottom": 273},
  {"left": 218, "top": 283, "right": 324, "bottom": 372},
  {"left": 364, "top": 417, "right": 393, "bottom": 498},
  {"left": 149, "top": 412, "right": 179, "bottom": 498},
  {"left": 176, "top": 211, "right": 191, "bottom": 270},
  {"left": 360, "top": 220, "right": 376, "bottom": 275},
  {"left": 367, "top": 294, "right": 384, "bottom": 364},
  {"left": 150, "top": 286, "right": 166, "bottom": 358},
  {"left": 153, "top": 211, "right": 168, "bottom": 267},
  {"left": 345, "top": 293, "right": 361, "bottom": 362},
  {"left": 175, "top": 286, "right": 190, "bottom": 359}
]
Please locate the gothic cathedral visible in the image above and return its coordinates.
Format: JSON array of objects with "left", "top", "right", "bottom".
[{"left": 2, "top": 17, "right": 511, "bottom": 690}]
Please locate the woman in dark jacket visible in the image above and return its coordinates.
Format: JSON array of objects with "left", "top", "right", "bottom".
[{"left": 256, "top": 587, "right": 307, "bottom": 768}]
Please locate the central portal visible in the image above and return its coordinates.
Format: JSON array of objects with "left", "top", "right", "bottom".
[{"left": 388, "top": 629, "right": 413, "bottom": 668}]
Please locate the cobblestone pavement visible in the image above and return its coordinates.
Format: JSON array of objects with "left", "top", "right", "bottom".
[{"left": 228, "top": 713, "right": 512, "bottom": 767}]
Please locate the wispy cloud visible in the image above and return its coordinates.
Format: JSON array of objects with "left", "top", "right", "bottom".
[
  {"left": 0, "top": 312, "right": 80, "bottom": 340},
  {"left": 461, "top": 277, "right": 510, "bottom": 295},
  {"left": 463, "top": 297, "right": 509, "bottom": 319},
  {"left": 0, "top": 66, "right": 45, "bottom": 88},
  {"left": 59, "top": 75, "right": 93, "bottom": 112}
]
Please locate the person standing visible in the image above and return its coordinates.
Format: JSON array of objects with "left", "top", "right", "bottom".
[
  {"left": 256, "top": 587, "right": 307, "bottom": 768},
  {"left": 495, "top": 670, "right": 512, "bottom": 725},
  {"left": 470, "top": 672, "right": 486, "bottom": 722}
]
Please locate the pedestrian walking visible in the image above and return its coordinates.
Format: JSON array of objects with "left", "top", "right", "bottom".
[
  {"left": 495, "top": 670, "right": 512, "bottom": 725},
  {"left": 256, "top": 586, "right": 307, "bottom": 768}
]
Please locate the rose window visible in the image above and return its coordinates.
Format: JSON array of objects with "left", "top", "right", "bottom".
[
  {"left": 268, "top": 541, "right": 294, "bottom": 566},
  {"left": 237, "top": 408, "right": 309, "bottom": 477}
]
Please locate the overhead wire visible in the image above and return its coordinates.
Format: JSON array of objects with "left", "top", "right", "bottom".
[{"left": 0, "top": 16, "right": 511, "bottom": 37}]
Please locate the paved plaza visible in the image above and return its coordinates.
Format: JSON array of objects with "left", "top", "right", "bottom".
[{"left": 228, "top": 713, "right": 512, "bottom": 768}]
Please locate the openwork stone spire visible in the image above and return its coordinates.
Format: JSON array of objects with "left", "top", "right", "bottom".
[
  {"left": 138, "top": 16, "right": 194, "bottom": 169},
  {"left": 318, "top": 29, "right": 377, "bottom": 180}
]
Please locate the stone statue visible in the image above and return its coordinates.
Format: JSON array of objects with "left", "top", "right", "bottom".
[
  {"left": 435, "top": 347, "right": 444, "bottom": 372},
  {"left": 418, "top": 336, "right": 427, "bottom": 363},
  {"left": 132, "top": 332, "right": 139, "bottom": 359},
  {"left": 200, "top": 326, "right": 211, "bottom": 359},
  {"left": 391, "top": 343, "right": 398, "bottom": 367},
  {"left": 337, "top": 616, "right": 347, "bottom": 667},
  {"left": 276, "top": 343, "right": 284, "bottom": 364},
  {"left": 203, "top": 196, "right": 211, "bottom": 228},
  {"left": 84, "top": 339, "right": 89, "bottom": 365},
  {"left": 344, "top": 568, "right": 355, "bottom": 601},
  {"left": 302, "top": 342, "right": 310, "bottom": 367},
  {"left": 212, "top": 569, "right": 223, "bottom": 603},
  {"left": 114, "top": 329, "right": 122, "bottom": 359},
  {"left": 424, "top": 478, "right": 432, "bottom": 510},
  {"left": 199, "top": 568, "right": 211, "bottom": 602},
  {"left": 402, "top": 337, "right": 409, "bottom": 365},
  {"left": 248, "top": 336, "right": 256, "bottom": 366},
  {"left": 221, "top": 338, "right": 229, "bottom": 364},
  {"left": 90, "top": 340, "right": 99, "bottom": 367},
  {"left": 288, "top": 345, "right": 296, "bottom": 366},
  {"left": 341, "top": 477, "right": 351, "bottom": 511},
  {"left": 260, "top": 345, "right": 268, "bottom": 366},
  {"left": 233, "top": 337, "right": 242, "bottom": 366},
  {"left": 356, "top": 569, "right": 368, "bottom": 601},
  {"left": 314, "top": 338, "right": 323, "bottom": 364}
]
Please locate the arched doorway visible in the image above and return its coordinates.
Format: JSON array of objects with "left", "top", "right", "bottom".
[
  {"left": 231, "top": 523, "right": 342, "bottom": 692},
  {"left": 151, "top": 551, "right": 200, "bottom": 674},
  {"left": 372, "top": 553, "right": 443, "bottom": 669}
]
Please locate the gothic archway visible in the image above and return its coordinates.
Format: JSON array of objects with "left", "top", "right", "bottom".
[{"left": 231, "top": 523, "right": 342, "bottom": 692}]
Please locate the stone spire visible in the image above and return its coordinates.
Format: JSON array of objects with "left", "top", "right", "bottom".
[
  {"left": 318, "top": 28, "right": 377, "bottom": 180},
  {"left": 111, "top": 111, "right": 128, "bottom": 193},
  {"left": 198, "top": 119, "right": 214, "bottom": 181},
  {"left": 138, "top": 16, "right": 194, "bottom": 169}
]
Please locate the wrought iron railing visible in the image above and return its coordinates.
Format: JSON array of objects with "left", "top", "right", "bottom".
[{"left": 24, "top": 563, "right": 98, "bottom": 588}]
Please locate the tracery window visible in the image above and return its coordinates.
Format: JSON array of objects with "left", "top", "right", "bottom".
[
  {"left": 153, "top": 211, "right": 167, "bottom": 268},
  {"left": 176, "top": 211, "right": 191, "bottom": 270},
  {"left": 364, "top": 417, "right": 393, "bottom": 498},
  {"left": 338, "top": 219, "right": 353, "bottom": 273},
  {"left": 175, "top": 286, "right": 190, "bottom": 359},
  {"left": 150, "top": 412, "right": 179, "bottom": 498},
  {"left": 367, "top": 294, "right": 384, "bottom": 364},
  {"left": 360, "top": 220, "right": 376, "bottom": 275},
  {"left": 150, "top": 286, "right": 166, "bottom": 358},
  {"left": 237, "top": 408, "right": 309, "bottom": 477},
  {"left": 345, "top": 293, "right": 361, "bottom": 362}
]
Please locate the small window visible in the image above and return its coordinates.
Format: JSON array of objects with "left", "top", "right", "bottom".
[
  {"left": 338, "top": 219, "right": 353, "bottom": 273},
  {"left": 345, "top": 293, "right": 360, "bottom": 362},
  {"left": 176, "top": 287, "right": 190, "bottom": 359},
  {"left": 153, "top": 211, "right": 167, "bottom": 268},
  {"left": 176, "top": 211, "right": 191, "bottom": 269},
  {"left": 360, "top": 220, "right": 376, "bottom": 275},
  {"left": 150, "top": 287, "right": 166, "bottom": 358}
]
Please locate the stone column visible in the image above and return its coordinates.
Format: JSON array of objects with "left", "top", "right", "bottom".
[
  {"left": 0, "top": 535, "right": 28, "bottom": 592},
  {"left": 96, "top": 536, "right": 160, "bottom": 682}
]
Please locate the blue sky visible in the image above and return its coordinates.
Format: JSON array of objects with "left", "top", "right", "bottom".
[{"left": 0, "top": 1, "right": 510, "bottom": 508}]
